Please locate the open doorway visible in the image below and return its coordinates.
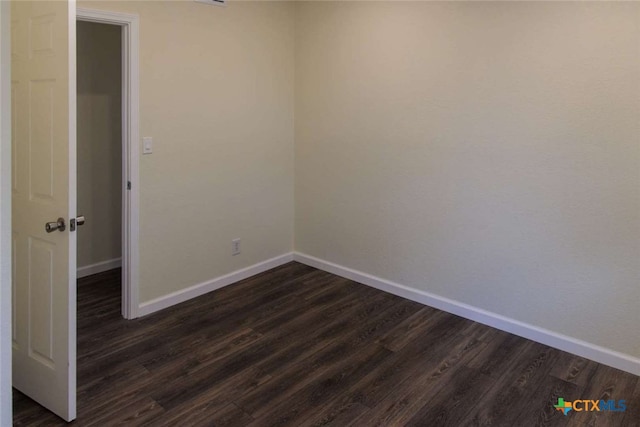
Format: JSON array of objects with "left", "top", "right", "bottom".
[
  {"left": 76, "top": 21, "right": 123, "bottom": 294},
  {"left": 77, "top": 8, "right": 140, "bottom": 320}
]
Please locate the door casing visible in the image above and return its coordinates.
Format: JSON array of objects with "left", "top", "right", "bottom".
[{"left": 0, "top": 1, "right": 13, "bottom": 424}]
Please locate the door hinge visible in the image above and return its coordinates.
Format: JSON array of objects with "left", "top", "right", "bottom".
[{"left": 127, "top": 181, "right": 132, "bottom": 190}]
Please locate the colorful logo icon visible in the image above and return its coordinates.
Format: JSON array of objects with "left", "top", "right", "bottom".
[{"left": 554, "top": 398, "right": 572, "bottom": 415}]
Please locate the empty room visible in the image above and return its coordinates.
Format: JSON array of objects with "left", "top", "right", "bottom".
[{"left": 1, "top": 0, "right": 640, "bottom": 425}]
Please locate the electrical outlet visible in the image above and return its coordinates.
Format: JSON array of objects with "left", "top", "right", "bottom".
[{"left": 232, "top": 238, "right": 241, "bottom": 256}]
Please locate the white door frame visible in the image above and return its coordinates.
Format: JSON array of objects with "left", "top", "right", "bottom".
[
  {"left": 0, "top": 1, "right": 12, "bottom": 424},
  {"left": 76, "top": 8, "right": 140, "bottom": 319}
]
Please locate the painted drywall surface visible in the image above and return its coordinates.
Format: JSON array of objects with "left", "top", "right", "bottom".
[
  {"left": 78, "top": 1, "right": 295, "bottom": 302},
  {"left": 77, "top": 21, "right": 122, "bottom": 269},
  {"left": 295, "top": 2, "right": 640, "bottom": 358},
  {"left": 0, "top": 1, "right": 12, "bottom": 423}
]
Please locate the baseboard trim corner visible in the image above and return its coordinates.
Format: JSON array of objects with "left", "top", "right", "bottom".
[
  {"left": 77, "top": 258, "right": 122, "bottom": 279},
  {"left": 138, "top": 252, "right": 294, "bottom": 317},
  {"left": 293, "top": 252, "right": 640, "bottom": 376}
]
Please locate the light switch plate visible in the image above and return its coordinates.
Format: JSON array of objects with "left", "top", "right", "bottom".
[{"left": 143, "top": 137, "right": 153, "bottom": 154}]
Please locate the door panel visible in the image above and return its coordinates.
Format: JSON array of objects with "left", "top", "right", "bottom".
[
  {"left": 10, "top": 81, "right": 17, "bottom": 192},
  {"left": 11, "top": 0, "right": 76, "bottom": 422},
  {"left": 29, "top": 79, "right": 56, "bottom": 201},
  {"left": 28, "top": 237, "right": 55, "bottom": 366},
  {"left": 11, "top": 234, "right": 17, "bottom": 346}
]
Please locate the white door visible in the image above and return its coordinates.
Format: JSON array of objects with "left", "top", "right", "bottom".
[{"left": 11, "top": 0, "right": 76, "bottom": 422}]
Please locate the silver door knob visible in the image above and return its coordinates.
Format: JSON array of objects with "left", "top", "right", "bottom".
[
  {"left": 70, "top": 215, "right": 85, "bottom": 232},
  {"left": 45, "top": 218, "right": 66, "bottom": 233}
]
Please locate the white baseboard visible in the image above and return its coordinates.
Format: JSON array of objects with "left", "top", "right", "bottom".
[
  {"left": 293, "top": 252, "right": 640, "bottom": 377},
  {"left": 138, "top": 253, "right": 294, "bottom": 317},
  {"left": 77, "top": 258, "right": 122, "bottom": 279}
]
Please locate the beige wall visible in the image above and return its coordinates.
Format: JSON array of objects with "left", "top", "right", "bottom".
[
  {"left": 295, "top": 2, "right": 640, "bottom": 359},
  {"left": 73, "top": 1, "right": 640, "bottom": 362},
  {"left": 77, "top": 21, "right": 122, "bottom": 269},
  {"left": 79, "top": 1, "right": 295, "bottom": 302}
]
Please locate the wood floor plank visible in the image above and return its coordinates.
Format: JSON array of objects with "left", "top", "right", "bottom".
[
  {"left": 207, "top": 402, "right": 255, "bottom": 427},
  {"left": 149, "top": 285, "right": 401, "bottom": 412},
  {"left": 549, "top": 351, "right": 599, "bottom": 388},
  {"left": 247, "top": 275, "right": 375, "bottom": 335},
  {"left": 574, "top": 364, "right": 638, "bottom": 427},
  {"left": 141, "top": 396, "right": 230, "bottom": 427},
  {"left": 246, "top": 344, "right": 394, "bottom": 427},
  {"left": 622, "top": 378, "right": 640, "bottom": 427},
  {"left": 235, "top": 297, "right": 419, "bottom": 418},
  {"left": 404, "top": 366, "right": 496, "bottom": 427},
  {"left": 84, "top": 396, "right": 164, "bottom": 427},
  {"left": 345, "top": 312, "right": 477, "bottom": 408},
  {"left": 302, "top": 329, "right": 481, "bottom": 427},
  {"left": 512, "top": 376, "right": 583, "bottom": 427},
  {"left": 299, "top": 397, "right": 369, "bottom": 427},
  {"left": 77, "top": 360, "right": 150, "bottom": 407},
  {"left": 457, "top": 318, "right": 512, "bottom": 344},
  {"left": 12, "top": 262, "right": 640, "bottom": 426},
  {"left": 78, "top": 264, "right": 318, "bottom": 363},
  {"left": 462, "top": 341, "right": 565, "bottom": 426},
  {"left": 12, "top": 391, "right": 67, "bottom": 427},
  {"left": 169, "top": 327, "right": 264, "bottom": 375},
  {"left": 465, "top": 332, "right": 532, "bottom": 379},
  {"left": 375, "top": 306, "right": 440, "bottom": 352},
  {"left": 350, "top": 334, "right": 486, "bottom": 426},
  {"left": 149, "top": 364, "right": 271, "bottom": 424}
]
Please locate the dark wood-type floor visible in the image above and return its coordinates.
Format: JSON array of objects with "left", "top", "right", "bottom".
[{"left": 13, "top": 262, "right": 640, "bottom": 426}]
